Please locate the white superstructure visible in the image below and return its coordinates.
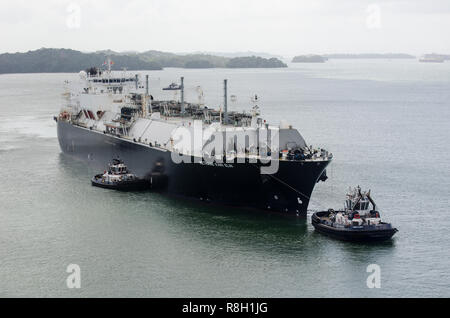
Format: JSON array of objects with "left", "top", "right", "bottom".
[{"left": 60, "top": 67, "right": 331, "bottom": 162}]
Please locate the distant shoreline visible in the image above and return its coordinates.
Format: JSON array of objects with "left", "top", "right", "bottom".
[
  {"left": 290, "top": 53, "right": 418, "bottom": 63},
  {"left": 324, "top": 53, "right": 416, "bottom": 59},
  {"left": 0, "top": 48, "right": 287, "bottom": 74},
  {"left": 2, "top": 48, "right": 449, "bottom": 74}
]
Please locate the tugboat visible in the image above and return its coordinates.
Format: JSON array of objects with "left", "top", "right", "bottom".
[
  {"left": 162, "top": 82, "right": 182, "bottom": 91},
  {"left": 312, "top": 186, "right": 398, "bottom": 242},
  {"left": 91, "top": 159, "right": 150, "bottom": 191}
]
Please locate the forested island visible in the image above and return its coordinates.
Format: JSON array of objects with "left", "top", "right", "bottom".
[
  {"left": 0, "top": 48, "right": 287, "bottom": 74},
  {"left": 226, "top": 56, "right": 287, "bottom": 68}
]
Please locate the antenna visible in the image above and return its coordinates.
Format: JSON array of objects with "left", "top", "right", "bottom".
[
  {"left": 251, "top": 94, "right": 260, "bottom": 116},
  {"left": 180, "top": 77, "right": 185, "bottom": 114},
  {"left": 224, "top": 79, "right": 228, "bottom": 125},
  {"left": 251, "top": 94, "right": 259, "bottom": 106},
  {"left": 196, "top": 86, "right": 204, "bottom": 106}
]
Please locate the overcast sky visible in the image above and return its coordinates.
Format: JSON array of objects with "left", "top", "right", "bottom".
[{"left": 1, "top": 0, "right": 449, "bottom": 56}]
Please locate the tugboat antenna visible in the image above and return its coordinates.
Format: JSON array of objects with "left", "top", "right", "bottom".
[
  {"left": 367, "top": 190, "right": 377, "bottom": 211},
  {"left": 352, "top": 192, "right": 362, "bottom": 211}
]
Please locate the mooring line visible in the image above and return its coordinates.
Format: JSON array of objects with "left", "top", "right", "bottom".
[{"left": 250, "top": 163, "right": 329, "bottom": 211}]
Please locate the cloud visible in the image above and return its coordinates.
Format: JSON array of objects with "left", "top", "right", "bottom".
[{"left": 0, "top": 0, "right": 449, "bottom": 55}]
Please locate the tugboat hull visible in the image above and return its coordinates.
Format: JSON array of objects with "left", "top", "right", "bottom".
[
  {"left": 312, "top": 211, "right": 398, "bottom": 242},
  {"left": 91, "top": 174, "right": 150, "bottom": 191}
]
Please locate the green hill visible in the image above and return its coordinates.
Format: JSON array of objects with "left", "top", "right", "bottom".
[
  {"left": 0, "top": 48, "right": 287, "bottom": 74},
  {"left": 226, "top": 56, "right": 287, "bottom": 68},
  {"left": 138, "top": 51, "right": 229, "bottom": 68},
  {"left": 0, "top": 48, "right": 163, "bottom": 74}
]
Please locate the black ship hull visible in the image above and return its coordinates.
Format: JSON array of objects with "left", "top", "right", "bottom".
[{"left": 57, "top": 121, "right": 330, "bottom": 216}]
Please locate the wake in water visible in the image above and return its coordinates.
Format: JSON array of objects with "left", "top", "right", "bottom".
[
  {"left": 0, "top": 115, "right": 56, "bottom": 151},
  {"left": 0, "top": 116, "right": 56, "bottom": 139}
]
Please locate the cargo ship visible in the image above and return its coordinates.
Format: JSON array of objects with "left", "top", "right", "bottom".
[{"left": 55, "top": 62, "right": 332, "bottom": 216}]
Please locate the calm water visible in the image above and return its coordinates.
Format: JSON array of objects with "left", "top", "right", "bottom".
[{"left": 0, "top": 60, "right": 449, "bottom": 297}]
